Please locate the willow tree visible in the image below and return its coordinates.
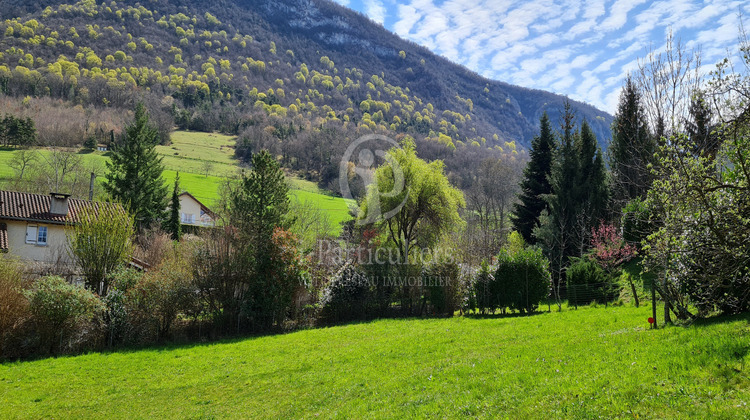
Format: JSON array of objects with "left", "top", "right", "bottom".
[{"left": 360, "top": 138, "right": 465, "bottom": 262}]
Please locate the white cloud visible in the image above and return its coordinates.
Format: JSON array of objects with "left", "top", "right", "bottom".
[
  {"left": 383, "top": 0, "right": 745, "bottom": 113},
  {"left": 366, "top": 1, "right": 387, "bottom": 25},
  {"left": 600, "top": 0, "right": 647, "bottom": 32},
  {"left": 394, "top": 4, "right": 421, "bottom": 36}
]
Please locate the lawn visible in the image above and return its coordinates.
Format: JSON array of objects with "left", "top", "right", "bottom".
[{"left": 1, "top": 305, "right": 748, "bottom": 418}]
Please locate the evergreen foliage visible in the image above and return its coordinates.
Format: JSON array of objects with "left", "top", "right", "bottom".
[
  {"left": 511, "top": 112, "right": 555, "bottom": 244},
  {"left": 164, "top": 172, "right": 182, "bottom": 241},
  {"left": 104, "top": 102, "right": 168, "bottom": 230},
  {"left": 566, "top": 257, "right": 617, "bottom": 306},
  {"left": 684, "top": 90, "right": 720, "bottom": 158},
  {"left": 230, "top": 150, "right": 290, "bottom": 246},
  {"left": 493, "top": 243, "right": 551, "bottom": 314},
  {"left": 536, "top": 103, "right": 610, "bottom": 289},
  {"left": 608, "top": 77, "right": 655, "bottom": 210},
  {"left": 0, "top": 114, "right": 36, "bottom": 147}
]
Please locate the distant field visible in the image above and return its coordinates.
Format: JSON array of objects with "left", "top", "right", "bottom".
[
  {"left": 156, "top": 131, "right": 238, "bottom": 177},
  {"left": 1, "top": 305, "right": 748, "bottom": 418},
  {"left": 0, "top": 132, "right": 353, "bottom": 234}
]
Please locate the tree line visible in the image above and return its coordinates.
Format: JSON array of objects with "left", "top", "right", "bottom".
[{"left": 511, "top": 30, "right": 750, "bottom": 320}]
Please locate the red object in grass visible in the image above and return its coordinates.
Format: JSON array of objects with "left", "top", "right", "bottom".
[{"left": 648, "top": 317, "right": 655, "bottom": 324}]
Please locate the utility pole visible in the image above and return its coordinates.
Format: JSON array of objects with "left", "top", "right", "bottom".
[
  {"left": 651, "top": 278, "right": 657, "bottom": 329},
  {"left": 89, "top": 172, "right": 95, "bottom": 201}
]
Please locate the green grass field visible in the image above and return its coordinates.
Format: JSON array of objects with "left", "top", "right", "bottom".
[
  {"left": 0, "top": 131, "right": 353, "bottom": 234},
  {"left": 1, "top": 305, "right": 748, "bottom": 418}
]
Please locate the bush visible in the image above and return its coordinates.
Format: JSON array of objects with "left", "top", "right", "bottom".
[
  {"left": 494, "top": 246, "right": 551, "bottom": 313},
  {"left": 470, "top": 260, "right": 495, "bottom": 314},
  {"left": 101, "top": 267, "right": 143, "bottom": 347},
  {"left": 125, "top": 255, "right": 197, "bottom": 343},
  {"left": 0, "top": 256, "right": 32, "bottom": 359},
  {"left": 566, "top": 258, "right": 619, "bottom": 306},
  {"left": 422, "top": 259, "right": 461, "bottom": 316},
  {"left": 25, "top": 276, "right": 104, "bottom": 355},
  {"left": 319, "top": 262, "right": 369, "bottom": 323}
]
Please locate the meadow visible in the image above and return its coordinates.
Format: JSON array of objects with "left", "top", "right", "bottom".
[
  {"left": 1, "top": 305, "right": 748, "bottom": 418},
  {"left": 0, "top": 131, "right": 353, "bottom": 234}
]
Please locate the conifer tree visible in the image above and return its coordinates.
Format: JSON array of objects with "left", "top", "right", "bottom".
[
  {"left": 685, "top": 90, "right": 719, "bottom": 158},
  {"left": 104, "top": 102, "right": 168, "bottom": 230},
  {"left": 574, "top": 120, "right": 609, "bottom": 253},
  {"left": 511, "top": 112, "right": 555, "bottom": 244},
  {"left": 608, "top": 77, "right": 655, "bottom": 211},
  {"left": 536, "top": 103, "right": 609, "bottom": 285},
  {"left": 164, "top": 172, "right": 182, "bottom": 241},
  {"left": 230, "top": 150, "right": 290, "bottom": 250},
  {"left": 542, "top": 102, "right": 580, "bottom": 265}
]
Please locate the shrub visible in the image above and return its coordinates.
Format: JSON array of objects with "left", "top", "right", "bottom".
[
  {"left": 566, "top": 258, "right": 618, "bottom": 306},
  {"left": 494, "top": 246, "right": 551, "bottom": 313},
  {"left": 361, "top": 259, "right": 397, "bottom": 317},
  {"left": 0, "top": 256, "right": 32, "bottom": 358},
  {"left": 25, "top": 276, "right": 104, "bottom": 355},
  {"left": 68, "top": 205, "right": 134, "bottom": 295},
  {"left": 102, "top": 267, "right": 143, "bottom": 347},
  {"left": 319, "top": 262, "right": 369, "bottom": 323},
  {"left": 422, "top": 258, "right": 461, "bottom": 316},
  {"left": 470, "top": 259, "right": 494, "bottom": 314},
  {"left": 125, "top": 254, "right": 197, "bottom": 343}
]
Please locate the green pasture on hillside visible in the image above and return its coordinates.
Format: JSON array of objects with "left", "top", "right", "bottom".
[
  {"left": 0, "top": 131, "right": 353, "bottom": 234},
  {"left": 1, "top": 305, "right": 748, "bottom": 418}
]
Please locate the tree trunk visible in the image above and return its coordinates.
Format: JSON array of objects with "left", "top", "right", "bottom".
[{"left": 629, "top": 277, "right": 639, "bottom": 308}]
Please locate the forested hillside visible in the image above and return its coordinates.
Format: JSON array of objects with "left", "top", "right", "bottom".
[{"left": 0, "top": 0, "right": 611, "bottom": 191}]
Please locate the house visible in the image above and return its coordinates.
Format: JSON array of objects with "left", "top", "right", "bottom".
[
  {"left": 178, "top": 192, "right": 216, "bottom": 227},
  {"left": 96, "top": 144, "right": 108, "bottom": 152},
  {"left": 0, "top": 190, "right": 121, "bottom": 266}
]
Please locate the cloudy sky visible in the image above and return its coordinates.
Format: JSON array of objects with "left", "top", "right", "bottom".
[{"left": 332, "top": 0, "right": 748, "bottom": 114}]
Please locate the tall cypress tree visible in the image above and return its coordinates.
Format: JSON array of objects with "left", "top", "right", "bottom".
[
  {"left": 104, "top": 102, "right": 168, "bottom": 230},
  {"left": 608, "top": 77, "right": 655, "bottom": 211},
  {"left": 511, "top": 112, "right": 555, "bottom": 244},
  {"left": 545, "top": 102, "right": 580, "bottom": 261},
  {"left": 577, "top": 120, "right": 609, "bottom": 220},
  {"left": 164, "top": 172, "right": 182, "bottom": 241},
  {"left": 575, "top": 120, "right": 609, "bottom": 253}
]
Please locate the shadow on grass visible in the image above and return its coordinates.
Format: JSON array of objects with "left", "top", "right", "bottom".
[
  {"left": 463, "top": 311, "right": 545, "bottom": 320},
  {"left": 7, "top": 310, "right": 748, "bottom": 364},
  {"left": 683, "top": 311, "right": 750, "bottom": 328},
  {"left": 1, "top": 328, "right": 282, "bottom": 365}
]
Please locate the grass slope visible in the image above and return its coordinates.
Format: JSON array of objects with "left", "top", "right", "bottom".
[
  {"left": 0, "top": 131, "right": 353, "bottom": 234},
  {"left": 1, "top": 305, "right": 748, "bottom": 418}
]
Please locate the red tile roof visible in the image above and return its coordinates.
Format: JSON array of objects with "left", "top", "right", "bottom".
[
  {"left": 0, "top": 190, "right": 123, "bottom": 225},
  {"left": 0, "top": 223, "right": 7, "bottom": 251}
]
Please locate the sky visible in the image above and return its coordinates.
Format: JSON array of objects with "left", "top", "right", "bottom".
[{"left": 332, "top": 0, "right": 748, "bottom": 114}]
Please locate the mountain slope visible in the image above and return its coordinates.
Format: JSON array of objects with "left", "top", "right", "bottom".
[
  {"left": 251, "top": 0, "right": 613, "bottom": 145},
  {"left": 0, "top": 0, "right": 612, "bottom": 147}
]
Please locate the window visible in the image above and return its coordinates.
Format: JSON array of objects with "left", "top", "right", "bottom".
[
  {"left": 181, "top": 213, "right": 195, "bottom": 224},
  {"left": 37, "top": 226, "right": 48, "bottom": 245},
  {"left": 25, "top": 225, "right": 37, "bottom": 244},
  {"left": 25, "top": 225, "right": 48, "bottom": 246}
]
